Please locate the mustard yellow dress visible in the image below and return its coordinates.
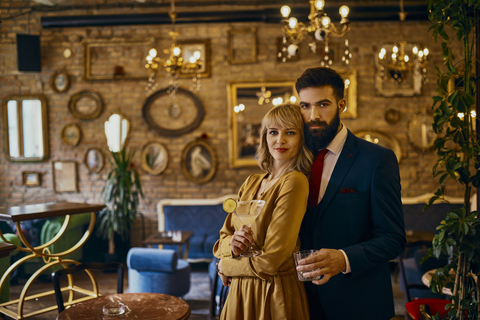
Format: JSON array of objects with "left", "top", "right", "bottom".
[{"left": 213, "top": 171, "right": 310, "bottom": 320}]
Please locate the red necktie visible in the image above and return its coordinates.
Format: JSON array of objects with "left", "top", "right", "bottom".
[{"left": 308, "top": 149, "right": 329, "bottom": 209}]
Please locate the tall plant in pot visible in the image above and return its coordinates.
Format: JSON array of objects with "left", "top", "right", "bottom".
[
  {"left": 97, "top": 147, "right": 143, "bottom": 257},
  {"left": 424, "top": 1, "right": 480, "bottom": 319}
]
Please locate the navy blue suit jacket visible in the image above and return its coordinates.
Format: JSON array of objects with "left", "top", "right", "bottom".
[{"left": 300, "top": 130, "right": 406, "bottom": 320}]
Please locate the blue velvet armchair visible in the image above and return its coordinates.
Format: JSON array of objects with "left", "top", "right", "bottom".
[{"left": 127, "top": 248, "right": 191, "bottom": 297}]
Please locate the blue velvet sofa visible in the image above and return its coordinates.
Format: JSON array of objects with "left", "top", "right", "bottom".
[{"left": 156, "top": 194, "right": 237, "bottom": 263}]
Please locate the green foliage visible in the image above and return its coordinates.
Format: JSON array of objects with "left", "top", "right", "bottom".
[
  {"left": 425, "top": 0, "right": 480, "bottom": 319},
  {"left": 96, "top": 147, "right": 143, "bottom": 242}
]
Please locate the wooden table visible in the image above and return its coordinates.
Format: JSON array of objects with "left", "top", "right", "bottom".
[
  {"left": 0, "top": 202, "right": 105, "bottom": 319},
  {"left": 143, "top": 231, "right": 193, "bottom": 259},
  {"left": 56, "top": 292, "right": 191, "bottom": 320},
  {"left": 0, "top": 243, "right": 16, "bottom": 258}
]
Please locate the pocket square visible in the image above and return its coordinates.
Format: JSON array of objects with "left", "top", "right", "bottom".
[{"left": 340, "top": 188, "right": 356, "bottom": 193}]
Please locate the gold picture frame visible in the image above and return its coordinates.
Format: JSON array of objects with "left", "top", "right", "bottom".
[
  {"left": 84, "top": 148, "right": 104, "bottom": 173},
  {"left": 181, "top": 139, "right": 217, "bottom": 184},
  {"left": 228, "top": 28, "right": 257, "bottom": 64},
  {"left": 83, "top": 38, "right": 153, "bottom": 81},
  {"left": 228, "top": 81, "right": 296, "bottom": 168},
  {"left": 50, "top": 70, "right": 70, "bottom": 93},
  {"left": 22, "top": 171, "right": 40, "bottom": 187},
  {"left": 53, "top": 161, "right": 78, "bottom": 193},
  {"left": 141, "top": 142, "right": 168, "bottom": 175},
  {"left": 227, "top": 74, "right": 356, "bottom": 168},
  {"left": 61, "top": 123, "right": 81, "bottom": 147},
  {"left": 178, "top": 39, "right": 211, "bottom": 78},
  {"left": 68, "top": 91, "right": 104, "bottom": 121}
]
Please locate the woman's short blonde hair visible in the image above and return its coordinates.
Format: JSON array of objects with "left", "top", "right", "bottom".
[{"left": 256, "top": 103, "right": 313, "bottom": 174}]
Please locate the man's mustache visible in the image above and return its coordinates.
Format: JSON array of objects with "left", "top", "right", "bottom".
[{"left": 306, "top": 120, "right": 328, "bottom": 129}]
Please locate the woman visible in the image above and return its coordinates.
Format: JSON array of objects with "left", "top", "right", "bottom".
[{"left": 213, "top": 103, "right": 313, "bottom": 319}]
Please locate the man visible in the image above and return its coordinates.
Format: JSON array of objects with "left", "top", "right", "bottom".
[{"left": 295, "top": 67, "right": 405, "bottom": 320}]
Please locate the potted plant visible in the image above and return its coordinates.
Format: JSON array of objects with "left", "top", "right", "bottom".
[
  {"left": 97, "top": 147, "right": 143, "bottom": 259},
  {"left": 423, "top": 1, "right": 480, "bottom": 319}
]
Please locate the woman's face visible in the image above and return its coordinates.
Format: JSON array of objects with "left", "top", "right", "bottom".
[{"left": 266, "top": 123, "right": 301, "bottom": 164}]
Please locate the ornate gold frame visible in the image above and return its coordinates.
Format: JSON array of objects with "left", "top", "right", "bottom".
[
  {"left": 83, "top": 38, "right": 153, "bottom": 81},
  {"left": 68, "top": 91, "right": 104, "bottom": 121},
  {"left": 61, "top": 123, "right": 81, "bottom": 147},
  {"left": 84, "top": 148, "right": 104, "bottom": 173},
  {"left": 181, "top": 139, "right": 217, "bottom": 184},
  {"left": 50, "top": 69, "right": 70, "bottom": 93},
  {"left": 53, "top": 161, "right": 78, "bottom": 193},
  {"left": 177, "top": 39, "right": 211, "bottom": 78},
  {"left": 22, "top": 171, "right": 40, "bottom": 187},
  {"left": 141, "top": 142, "right": 168, "bottom": 175},
  {"left": 339, "top": 69, "right": 358, "bottom": 119},
  {"left": 228, "top": 28, "right": 257, "bottom": 64},
  {"left": 227, "top": 80, "right": 296, "bottom": 168},
  {"left": 2, "top": 94, "right": 49, "bottom": 162}
]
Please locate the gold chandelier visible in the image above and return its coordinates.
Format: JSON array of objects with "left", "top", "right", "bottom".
[
  {"left": 278, "top": 0, "right": 351, "bottom": 65},
  {"left": 145, "top": 0, "right": 202, "bottom": 95},
  {"left": 377, "top": 0, "right": 429, "bottom": 84}
]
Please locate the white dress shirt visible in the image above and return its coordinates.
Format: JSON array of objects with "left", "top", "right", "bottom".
[{"left": 313, "top": 123, "right": 351, "bottom": 273}]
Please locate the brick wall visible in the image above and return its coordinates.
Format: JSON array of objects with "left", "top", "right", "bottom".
[{"left": 0, "top": 4, "right": 464, "bottom": 246}]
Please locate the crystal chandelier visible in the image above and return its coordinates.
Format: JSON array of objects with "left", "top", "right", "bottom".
[
  {"left": 278, "top": 0, "right": 351, "bottom": 65},
  {"left": 145, "top": 0, "right": 202, "bottom": 95},
  {"left": 377, "top": 0, "right": 429, "bottom": 84}
]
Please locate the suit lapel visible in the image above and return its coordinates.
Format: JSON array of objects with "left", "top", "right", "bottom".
[{"left": 315, "top": 130, "right": 359, "bottom": 221}]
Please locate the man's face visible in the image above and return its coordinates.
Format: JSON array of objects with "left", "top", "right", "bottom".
[{"left": 298, "top": 86, "right": 345, "bottom": 151}]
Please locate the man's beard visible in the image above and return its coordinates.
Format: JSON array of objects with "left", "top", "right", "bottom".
[{"left": 304, "top": 108, "right": 340, "bottom": 151}]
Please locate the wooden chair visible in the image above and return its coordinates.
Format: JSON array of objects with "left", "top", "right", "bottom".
[{"left": 51, "top": 262, "right": 124, "bottom": 314}]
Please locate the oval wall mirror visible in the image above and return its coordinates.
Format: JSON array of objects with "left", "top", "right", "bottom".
[
  {"left": 2, "top": 95, "right": 49, "bottom": 162},
  {"left": 84, "top": 148, "right": 104, "bottom": 173},
  {"left": 141, "top": 142, "right": 168, "bottom": 175}
]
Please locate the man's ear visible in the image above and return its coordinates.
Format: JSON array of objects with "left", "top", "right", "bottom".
[{"left": 338, "top": 99, "right": 347, "bottom": 114}]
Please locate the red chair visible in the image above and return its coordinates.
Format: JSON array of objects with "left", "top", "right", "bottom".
[{"left": 405, "top": 298, "right": 451, "bottom": 320}]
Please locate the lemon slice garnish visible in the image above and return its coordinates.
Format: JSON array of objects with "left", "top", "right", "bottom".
[{"left": 223, "top": 198, "right": 237, "bottom": 213}]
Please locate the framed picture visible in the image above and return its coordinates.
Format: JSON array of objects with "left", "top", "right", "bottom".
[
  {"left": 68, "top": 91, "right": 104, "bottom": 121},
  {"left": 50, "top": 70, "right": 70, "bottom": 93},
  {"left": 141, "top": 142, "right": 168, "bottom": 175},
  {"left": 84, "top": 148, "right": 104, "bottom": 173},
  {"left": 142, "top": 87, "right": 204, "bottom": 137},
  {"left": 22, "top": 171, "right": 40, "bottom": 187},
  {"left": 178, "top": 39, "right": 210, "bottom": 78},
  {"left": 228, "top": 28, "right": 257, "bottom": 64},
  {"left": 181, "top": 139, "right": 217, "bottom": 184},
  {"left": 83, "top": 38, "right": 153, "bottom": 81},
  {"left": 53, "top": 161, "right": 78, "bottom": 193},
  {"left": 407, "top": 111, "right": 437, "bottom": 152},
  {"left": 61, "top": 123, "right": 81, "bottom": 147}
]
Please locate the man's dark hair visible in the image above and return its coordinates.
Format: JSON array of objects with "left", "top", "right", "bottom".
[{"left": 295, "top": 67, "right": 345, "bottom": 100}]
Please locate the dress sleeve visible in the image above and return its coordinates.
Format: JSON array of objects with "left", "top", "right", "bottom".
[
  {"left": 212, "top": 175, "right": 251, "bottom": 259},
  {"left": 221, "top": 172, "right": 309, "bottom": 279}
]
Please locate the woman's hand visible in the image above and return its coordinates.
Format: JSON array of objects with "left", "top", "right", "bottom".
[
  {"left": 217, "top": 259, "right": 232, "bottom": 286},
  {"left": 230, "top": 225, "right": 254, "bottom": 257}
]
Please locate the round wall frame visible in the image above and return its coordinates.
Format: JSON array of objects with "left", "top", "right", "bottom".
[
  {"left": 142, "top": 87, "right": 205, "bottom": 137},
  {"left": 354, "top": 130, "right": 402, "bottom": 163},
  {"left": 50, "top": 70, "right": 70, "bottom": 93},
  {"left": 69, "top": 91, "right": 104, "bottom": 121},
  {"left": 141, "top": 142, "right": 168, "bottom": 175},
  {"left": 61, "top": 123, "right": 81, "bottom": 147},
  {"left": 407, "top": 111, "right": 437, "bottom": 152}
]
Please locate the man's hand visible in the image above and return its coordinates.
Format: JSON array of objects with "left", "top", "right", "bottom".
[
  {"left": 230, "top": 225, "right": 254, "bottom": 257},
  {"left": 217, "top": 259, "right": 232, "bottom": 286},
  {"left": 295, "top": 249, "right": 346, "bottom": 285}
]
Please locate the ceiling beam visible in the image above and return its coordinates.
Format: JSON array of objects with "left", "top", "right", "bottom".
[{"left": 40, "top": 5, "right": 428, "bottom": 28}]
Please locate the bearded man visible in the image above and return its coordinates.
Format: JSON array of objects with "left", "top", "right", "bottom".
[{"left": 295, "top": 67, "right": 405, "bottom": 320}]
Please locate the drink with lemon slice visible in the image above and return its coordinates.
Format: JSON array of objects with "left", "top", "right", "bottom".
[{"left": 223, "top": 198, "right": 266, "bottom": 257}]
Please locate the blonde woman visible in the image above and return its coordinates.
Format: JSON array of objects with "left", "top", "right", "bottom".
[{"left": 213, "top": 103, "right": 313, "bottom": 319}]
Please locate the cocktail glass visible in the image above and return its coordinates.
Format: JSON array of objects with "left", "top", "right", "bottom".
[{"left": 233, "top": 200, "right": 266, "bottom": 257}]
